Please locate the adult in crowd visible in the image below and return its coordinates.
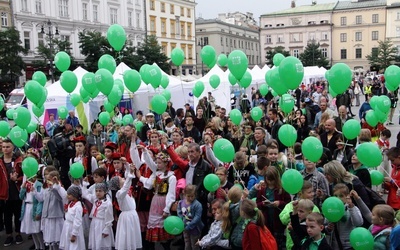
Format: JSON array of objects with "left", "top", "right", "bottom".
[
  {"left": 174, "top": 108, "right": 185, "bottom": 129},
  {"left": 268, "top": 108, "right": 284, "bottom": 152},
  {"left": 166, "top": 101, "right": 176, "bottom": 119},
  {"left": 86, "top": 120, "right": 108, "bottom": 153},
  {"left": 66, "top": 110, "right": 80, "bottom": 128},
  {"left": 45, "top": 113, "right": 58, "bottom": 137},
  {"left": 320, "top": 119, "right": 342, "bottom": 155},
  {"left": 140, "top": 113, "right": 161, "bottom": 143},
  {"left": 313, "top": 102, "right": 334, "bottom": 129},
  {"left": 184, "top": 103, "right": 195, "bottom": 118},
  {"left": 182, "top": 114, "right": 201, "bottom": 143}
]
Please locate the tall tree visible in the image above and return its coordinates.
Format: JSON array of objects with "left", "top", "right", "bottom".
[
  {"left": 0, "top": 27, "right": 28, "bottom": 83},
  {"left": 135, "top": 35, "right": 170, "bottom": 72},
  {"left": 78, "top": 30, "right": 140, "bottom": 72},
  {"left": 366, "top": 39, "right": 398, "bottom": 71},
  {"left": 299, "top": 41, "right": 329, "bottom": 67},
  {"left": 265, "top": 46, "right": 290, "bottom": 67}
]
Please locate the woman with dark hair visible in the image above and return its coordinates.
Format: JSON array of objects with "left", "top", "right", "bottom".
[
  {"left": 166, "top": 101, "right": 176, "bottom": 119},
  {"left": 296, "top": 115, "right": 309, "bottom": 142},
  {"left": 30, "top": 124, "right": 49, "bottom": 150}
]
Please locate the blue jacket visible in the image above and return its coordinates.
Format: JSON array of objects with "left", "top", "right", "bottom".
[
  {"left": 177, "top": 199, "right": 204, "bottom": 233},
  {"left": 19, "top": 181, "right": 43, "bottom": 221},
  {"left": 359, "top": 102, "right": 371, "bottom": 120},
  {"left": 66, "top": 116, "right": 80, "bottom": 128}
]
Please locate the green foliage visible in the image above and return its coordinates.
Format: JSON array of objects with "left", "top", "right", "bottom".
[
  {"left": 265, "top": 46, "right": 290, "bottom": 67},
  {"left": 78, "top": 31, "right": 112, "bottom": 72},
  {"left": 135, "top": 35, "right": 170, "bottom": 72},
  {"left": 366, "top": 39, "right": 398, "bottom": 71},
  {"left": 0, "top": 27, "right": 27, "bottom": 78},
  {"left": 299, "top": 41, "right": 329, "bottom": 67}
]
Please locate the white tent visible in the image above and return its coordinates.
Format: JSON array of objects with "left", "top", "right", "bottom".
[{"left": 303, "top": 66, "right": 327, "bottom": 85}]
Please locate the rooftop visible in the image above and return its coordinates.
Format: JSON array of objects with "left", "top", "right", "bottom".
[
  {"left": 261, "top": 2, "right": 337, "bottom": 17},
  {"left": 335, "top": 0, "right": 386, "bottom": 10},
  {"left": 196, "top": 18, "right": 260, "bottom": 32}
]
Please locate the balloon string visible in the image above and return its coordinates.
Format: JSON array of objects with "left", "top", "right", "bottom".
[{"left": 377, "top": 165, "right": 400, "bottom": 189}]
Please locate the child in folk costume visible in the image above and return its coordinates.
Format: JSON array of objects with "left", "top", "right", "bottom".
[
  {"left": 103, "top": 142, "right": 118, "bottom": 181},
  {"left": 108, "top": 165, "right": 142, "bottom": 250},
  {"left": 20, "top": 174, "right": 44, "bottom": 250},
  {"left": 59, "top": 185, "right": 85, "bottom": 250},
  {"left": 87, "top": 182, "right": 114, "bottom": 250},
  {"left": 70, "top": 136, "right": 98, "bottom": 185},
  {"left": 35, "top": 169, "right": 65, "bottom": 250},
  {"left": 137, "top": 150, "right": 177, "bottom": 249}
]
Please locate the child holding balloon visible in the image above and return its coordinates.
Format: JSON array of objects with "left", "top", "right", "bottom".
[{"left": 369, "top": 204, "right": 395, "bottom": 250}]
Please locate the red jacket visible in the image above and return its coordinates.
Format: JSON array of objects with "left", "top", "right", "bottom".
[
  {"left": 384, "top": 165, "right": 400, "bottom": 210},
  {"left": 242, "top": 222, "right": 278, "bottom": 250},
  {"left": 167, "top": 145, "right": 188, "bottom": 180},
  {"left": 0, "top": 156, "right": 23, "bottom": 200}
]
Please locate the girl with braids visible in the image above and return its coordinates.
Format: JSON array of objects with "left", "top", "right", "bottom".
[
  {"left": 137, "top": 150, "right": 177, "bottom": 249},
  {"left": 240, "top": 199, "right": 278, "bottom": 250},
  {"left": 70, "top": 136, "right": 98, "bottom": 185},
  {"left": 59, "top": 185, "right": 85, "bottom": 250}
]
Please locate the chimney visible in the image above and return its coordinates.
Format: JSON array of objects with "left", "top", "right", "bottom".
[{"left": 291, "top": 0, "right": 296, "bottom": 8}]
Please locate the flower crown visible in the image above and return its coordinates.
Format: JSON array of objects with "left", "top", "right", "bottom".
[
  {"left": 204, "top": 131, "right": 215, "bottom": 140},
  {"left": 147, "top": 129, "right": 161, "bottom": 139},
  {"left": 156, "top": 152, "right": 171, "bottom": 162},
  {"left": 171, "top": 127, "right": 183, "bottom": 136}
]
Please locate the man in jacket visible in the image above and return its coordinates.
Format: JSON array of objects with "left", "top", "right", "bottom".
[{"left": 0, "top": 139, "right": 23, "bottom": 246}]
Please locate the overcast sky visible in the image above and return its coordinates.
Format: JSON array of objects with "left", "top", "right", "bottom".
[{"left": 196, "top": 0, "right": 338, "bottom": 21}]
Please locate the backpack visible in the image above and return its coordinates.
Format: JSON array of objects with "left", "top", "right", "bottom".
[
  {"left": 365, "top": 186, "right": 385, "bottom": 209},
  {"left": 246, "top": 223, "right": 278, "bottom": 250}
]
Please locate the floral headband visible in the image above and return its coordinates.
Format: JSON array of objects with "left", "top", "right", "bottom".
[
  {"left": 171, "top": 127, "right": 183, "bottom": 136},
  {"left": 204, "top": 131, "right": 215, "bottom": 141},
  {"left": 156, "top": 152, "right": 171, "bottom": 162},
  {"left": 147, "top": 129, "right": 161, "bottom": 139},
  {"left": 183, "top": 137, "right": 194, "bottom": 144}
]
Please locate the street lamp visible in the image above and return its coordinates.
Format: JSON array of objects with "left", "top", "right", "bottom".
[
  {"left": 197, "top": 37, "right": 205, "bottom": 76},
  {"left": 41, "top": 19, "right": 59, "bottom": 83}
]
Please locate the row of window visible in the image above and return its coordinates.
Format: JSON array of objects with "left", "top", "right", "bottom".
[
  {"left": 23, "top": 31, "right": 69, "bottom": 51},
  {"left": 340, "top": 14, "right": 379, "bottom": 26},
  {"left": 150, "top": 17, "right": 193, "bottom": 38},
  {"left": 339, "top": 31, "right": 379, "bottom": 42},
  {"left": 340, "top": 48, "right": 365, "bottom": 59},
  {"left": 218, "top": 36, "right": 258, "bottom": 51},
  {"left": 291, "top": 48, "right": 328, "bottom": 58},
  {"left": 149, "top": 0, "right": 191, "bottom": 18},
  {"left": 161, "top": 43, "right": 193, "bottom": 59}
]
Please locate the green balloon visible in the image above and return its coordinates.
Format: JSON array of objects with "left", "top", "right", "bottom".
[
  {"left": 150, "top": 95, "right": 167, "bottom": 115},
  {"left": 217, "top": 54, "right": 228, "bottom": 67},
  {"left": 32, "top": 105, "right": 44, "bottom": 117},
  {"left": 279, "top": 94, "right": 295, "bottom": 113},
  {"left": 58, "top": 106, "right": 68, "bottom": 119},
  {"left": 328, "top": 63, "right": 352, "bottom": 95},
  {"left": 369, "top": 96, "right": 379, "bottom": 110},
  {"left": 6, "top": 109, "right": 14, "bottom": 120},
  {"left": 279, "top": 56, "right": 304, "bottom": 90},
  {"left": 22, "top": 157, "right": 39, "bottom": 178},
  {"left": 228, "top": 50, "right": 248, "bottom": 81},
  {"left": 36, "top": 87, "right": 47, "bottom": 108},
  {"left": 115, "top": 118, "right": 123, "bottom": 126},
  {"left": 54, "top": 51, "right": 71, "bottom": 72},
  {"left": 239, "top": 71, "right": 252, "bottom": 89},
  {"left": 356, "top": 142, "right": 382, "bottom": 167},
  {"left": 350, "top": 227, "right": 374, "bottom": 250},
  {"left": 203, "top": 173, "right": 220, "bottom": 192},
  {"left": 108, "top": 86, "right": 123, "bottom": 106},
  {"left": 386, "top": 81, "right": 398, "bottom": 92},
  {"left": 60, "top": 70, "right": 78, "bottom": 93},
  {"left": 370, "top": 170, "right": 384, "bottom": 186},
  {"left": 384, "top": 65, "right": 400, "bottom": 90},
  {"left": 161, "top": 89, "right": 171, "bottom": 101},
  {"left": 140, "top": 64, "right": 151, "bottom": 84},
  {"left": 70, "top": 93, "right": 81, "bottom": 107},
  {"left": 9, "top": 126, "right": 28, "bottom": 148},
  {"left": 322, "top": 197, "right": 345, "bottom": 222},
  {"left": 365, "top": 110, "right": 378, "bottom": 127},
  {"left": 193, "top": 81, "right": 205, "bottom": 98},
  {"left": 24, "top": 80, "right": 44, "bottom": 105},
  {"left": 376, "top": 95, "right": 391, "bottom": 114},
  {"left": 209, "top": 75, "right": 220, "bottom": 89},
  {"left": 123, "top": 114, "right": 134, "bottom": 125},
  {"left": 259, "top": 84, "right": 269, "bottom": 96},
  {"left": 104, "top": 100, "right": 114, "bottom": 113},
  {"left": 14, "top": 107, "right": 31, "bottom": 129},
  {"left": 82, "top": 95, "right": 90, "bottom": 103},
  {"left": 107, "top": 24, "right": 126, "bottom": 51},
  {"left": 80, "top": 87, "right": 90, "bottom": 100},
  {"left": 201, "top": 45, "right": 217, "bottom": 67},
  {"left": 273, "top": 53, "right": 285, "bottom": 66},
  {"left": 160, "top": 74, "right": 169, "bottom": 89},
  {"left": 134, "top": 121, "right": 144, "bottom": 132},
  {"left": 98, "top": 54, "right": 117, "bottom": 74},
  {"left": 99, "top": 112, "right": 111, "bottom": 126},
  {"left": 250, "top": 107, "right": 263, "bottom": 122},
  {"left": 95, "top": 68, "right": 114, "bottom": 96},
  {"left": 229, "top": 109, "right": 242, "bottom": 125},
  {"left": 82, "top": 72, "right": 97, "bottom": 94},
  {"left": 123, "top": 69, "right": 142, "bottom": 93},
  {"left": 329, "top": 86, "right": 338, "bottom": 98},
  {"left": 26, "top": 121, "right": 37, "bottom": 134},
  {"left": 171, "top": 47, "right": 185, "bottom": 66},
  {"left": 0, "top": 121, "right": 10, "bottom": 137},
  {"left": 114, "top": 79, "right": 125, "bottom": 94},
  {"left": 281, "top": 169, "right": 303, "bottom": 194},
  {"left": 0, "top": 96, "right": 3, "bottom": 111},
  {"left": 266, "top": 68, "right": 288, "bottom": 96},
  {"left": 301, "top": 137, "right": 323, "bottom": 163},
  {"left": 32, "top": 71, "right": 47, "bottom": 87},
  {"left": 148, "top": 65, "right": 162, "bottom": 89},
  {"left": 213, "top": 138, "right": 235, "bottom": 162},
  {"left": 342, "top": 119, "right": 361, "bottom": 140},
  {"left": 90, "top": 88, "right": 100, "bottom": 99},
  {"left": 164, "top": 216, "right": 184, "bottom": 235},
  {"left": 278, "top": 124, "right": 297, "bottom": 147},
  {"left": 228, "top": 73, "right": 237, "bottom": 85},
  {"left": 70, "top": 162, "right": 85, "bottom": 179}
]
